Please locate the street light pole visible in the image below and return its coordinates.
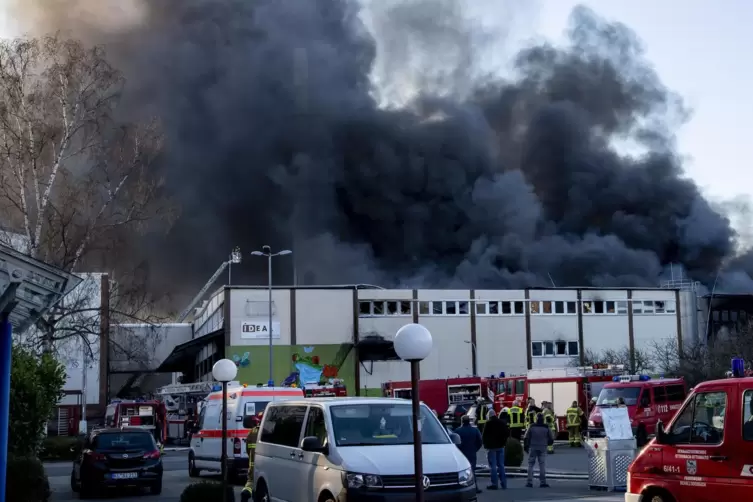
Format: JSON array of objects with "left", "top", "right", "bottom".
[
  {"left": 464, "top": 340, "right": 477, "bottom": 376},
  {"left": 251, "top": 247, "right": 292, "bottom": 386},
  {"left": 394, "top": 324, "right": 433, "bottom": 502},
  {"left": 212, "top": 359, "right": 238, "bottom": 502}
]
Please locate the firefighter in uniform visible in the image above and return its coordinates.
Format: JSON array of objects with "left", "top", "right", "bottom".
[
  {"left": 508, "top": 399, "right": 525, "bottom": 441},
  {"left": 566, "top": 401, "right": 584, "bottom": 447},
  {"left": 541, "top": 401, "right": 556, "bottom": 454},
  {"left": 524, "top": 397, "right": 541, "bottom": 430},
  {"left": 475, "top": 398, "right": 490, "bottom": 434},
  {"left": 240, "top": 413, "right": 263, "bottom": 502}
]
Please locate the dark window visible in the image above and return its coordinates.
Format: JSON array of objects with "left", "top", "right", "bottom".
[
  {"left": 359, "top": 301, "right": 371, "bottom": 315},
  {"left": 743, "top": 390, "right": 753, "bottom": 441},
  {"left": 373, "top": 302, "right": 384, "bottom": 315},
  {"left": 243, "top": 401, "right": 270, "bottom": 416},
  {"left": 653, "top": 387, "right": 667, "bottom": 403},
  {"left": 445, "top": 302, "right": 457, "bottom": 315},
  {"left": 667, "top": 391, "right": 726, "bottom": 445},
  {"left": 514, "top": 301, "right": 524, "bottom": 314},
  {"left": 197, "top": 406, "right": 207, "bottom": 429},
  {"left": 567, "top": 342, "right": 579, "bottom": 355},
  {"left": 303, "top": 407, "right": 328, "bottom": 447},
  {"left": 386, "top": 301, "right": 398, "bottom": 315},
  {"left": 260, "top": 405, "right": 307, "bottom": 448},
  {"left": 399, "top": 301, "right": 411, "bottom": 315},
  {"left": 556, "top": 341, "right": 567, "bottom": 355},
  {"left": 543, "top": 341, "right": 554, "bottom": 356},
  {"left": 605, "top": 301, "right": 615, "bottom": 313},
  {"left": 92, "top": 432, "right": 156, "bottom": 451},
  {"left": 665, "top": 385, "right": 686, "bottom": 402},
  {"left": 554, "top": 301, "right": 565, "bottom": 314},
  {"left": 594, "top": 301, "right": 604, "bottom": 314},
  {"left": 500, "top": 302, "right": 510, "bottom": 314},
  {"left": 489, "top": 302, "right": 499, "bottom": 314},
  {"left": 516, "top": 379, "right": 526, "bottom": 394},
  {"left": 458, "top": 302, "right": 469, "bottom": 315},
  {"left": 432, "top": 302, "right": 442, "bottom": 315},
  {"left": 531, "top": 342, "right": 542, "bottom": 357},
  {"left": 566, "top": 301, "right": 577, "bottom": 314}
]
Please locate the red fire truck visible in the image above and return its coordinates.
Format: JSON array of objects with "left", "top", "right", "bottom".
[
  {"left": 156, "top": 381, "right": 215, "bottom": 444},
  {"left": 491, "top": 365, "right": 626, "bottom": 436},
  {"left": 104, "top": 399, "right": 168, "bottom": 446},
  {"left": 382, "top": 376, "right": 495, "bottom": 415},
  {"left": 302, "top": 381, "right": 348, "bottom": 398}
]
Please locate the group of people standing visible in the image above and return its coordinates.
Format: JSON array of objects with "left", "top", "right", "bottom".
[{"left": 454, "top": 396, "right": 575, "bottom": 491}]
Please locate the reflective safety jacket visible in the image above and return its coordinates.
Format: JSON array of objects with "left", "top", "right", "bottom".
[
  {"left": 477, "top": 404, "right": 489, "bottom": 424},
  {"left": 566, "top": 407, "right": 583, "bottom": 427},
  {"left": 509, "top": 406, "right": 524, "bottom": 428},
  {"left": 543, "top": 410, "right": 556, "bottom": 429},
  {"left": 242, "top": 426, "right": 260, "bottom": 494},
  {"left": 525, "top": 407, "right": 539, "bottom": 427}
]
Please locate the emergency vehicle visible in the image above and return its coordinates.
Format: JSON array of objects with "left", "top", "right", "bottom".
[
  {"left": 492, "top": 366, "right": 624, "bottom": 436},
  {"left": 300, "top": 381, "right": 347, "bottom": 398},
  {"left": 104, "top": 399, "right": 168, "bottom": 447},
  {"left": 156, "top": 381, "right": 215, "bottom": 444},
  {"left": 588, "top": 374, "right": 687, "bottom": 447},
  {"left": 382, "top": 376, "right": 495, "bottom": 415},
  {"left": 188, "top": 383, "right": 304, "bottom": 481},
  {"left": 626, "top": 359, "right": 753, "bottom": 502}
]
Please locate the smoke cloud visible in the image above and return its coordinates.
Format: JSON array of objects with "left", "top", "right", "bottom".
[{"left": 8, "top": 0, "right": 753, "bottom": 295}]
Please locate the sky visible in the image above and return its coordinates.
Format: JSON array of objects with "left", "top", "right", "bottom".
[{"left": 0, "top": 0, "right": 749, "bottom": 204}]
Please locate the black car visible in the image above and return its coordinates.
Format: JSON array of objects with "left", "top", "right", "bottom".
[
  {"left": 442, "top": 402, "right": 472, "bottom": 430},
  {"left": 70, "top": 428, "right": 163, "bottom": 498}
]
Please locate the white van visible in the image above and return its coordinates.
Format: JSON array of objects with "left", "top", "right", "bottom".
[
  {"left": 188, "top": 383, "right": 304, "bottom": 480},
  {"left": 253, "top": 397, "right": 477, "bottom": 501}
]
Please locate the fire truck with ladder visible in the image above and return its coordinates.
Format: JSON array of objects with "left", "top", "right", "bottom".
[
  {"left": 491, "top": 365, "right": 627, "bottom": 437},
  {"left": 156, "top": 381, "right": 217, "bottom": 444},
  {"left": 382, "top": 376, "right": 495, "bottom": 416},
  {"left": 104, "top": 399, "right": 168, "bottom": 447}
]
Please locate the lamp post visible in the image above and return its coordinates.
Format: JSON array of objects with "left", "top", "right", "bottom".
[
  {"left": 212, "top": 359, "right": 238, "bottom": 502},
  {"left": 228, "top": 247, "right": 242, "bottom": 285},
  {"left": 394, "top": 323, "right": 433, "bottom": 502},
  {"left": 250, "top": 246, "right": 292, "bottom": 386},
  {"left": 464, "top": 340, "right": 477, "bottom": 376}
]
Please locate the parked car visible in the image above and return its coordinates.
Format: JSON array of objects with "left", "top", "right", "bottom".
[
  {"left": 442, "top": 402, "right": 473, "bottom": 430},
  {"left": 70, "top": 428, "right": 163, "bottom": 498}
]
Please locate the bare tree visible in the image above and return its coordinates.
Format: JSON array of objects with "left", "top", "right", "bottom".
[
  {"left": 579, "top": 345, "right": 653, "bottom": 374},
  {"left": 0, "top": 35, "right": 174, "bottom": 353}
]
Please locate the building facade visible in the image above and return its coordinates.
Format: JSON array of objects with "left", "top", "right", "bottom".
[{"left": 160, "top": 286, "right": 698, "bottom": 398}]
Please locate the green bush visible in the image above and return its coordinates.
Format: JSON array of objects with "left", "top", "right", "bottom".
[
  {"left": 6, "top": 455, "right": 51, "bottom": 502},
  {"left": 180, "top": 481, "right": 235, "bottom": 502},
  {"left": 40, "top": 436, "right": 83, "bottom": 461},
  {"left": 505, "top": 437, "right": 524, "bottom": 467}
]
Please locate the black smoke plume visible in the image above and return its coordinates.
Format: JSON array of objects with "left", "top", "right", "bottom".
[{"left": 9, "top": 0, "right": 753, "bottom": 296}]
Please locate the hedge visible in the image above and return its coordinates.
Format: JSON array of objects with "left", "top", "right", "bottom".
[
  {"left": 6, "top": 455, "right": 51, "bottom": 502},
  {"left": 181, "top": 481, "right": 235, "bottom": 502},
  {"left": 40, "top": 436, "right": 82, "bottom": 461}
]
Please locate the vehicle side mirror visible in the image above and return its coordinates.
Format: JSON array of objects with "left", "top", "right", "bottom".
[
  {"left": 300, "top": 436, "right": 328, "bottom": 454},
  {"left": 449, "top": 433, "right": 462, "bottom": 445},
  {"left": 242, "top": 416, "right": 257, "bottom": 429},
  {"left": 655, "top": 421, "right": 666, "bottom": 445}
]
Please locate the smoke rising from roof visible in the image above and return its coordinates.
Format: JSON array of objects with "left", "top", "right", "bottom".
[{"left": 9, "top": 0, "right": 753, "bottom": 295}]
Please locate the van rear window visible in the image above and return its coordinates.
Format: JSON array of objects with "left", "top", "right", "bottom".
[{"left": 743, "top": 390, "right": 753, "bottom": 441}]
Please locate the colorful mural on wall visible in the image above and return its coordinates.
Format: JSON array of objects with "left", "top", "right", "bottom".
[{"left": 227, "top": 344, "right": 356, "bottom": 395}]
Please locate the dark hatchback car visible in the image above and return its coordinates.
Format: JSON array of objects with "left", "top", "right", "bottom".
[
  {"left": 442, "top": 403, "right": 472, "bottom": 430},
  {"left": 70, "top": 428, "right": 163, "bottom": 498}
]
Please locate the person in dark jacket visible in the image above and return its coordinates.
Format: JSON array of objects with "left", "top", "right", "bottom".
[
  {"left": 524, "top": 414, "right": 553, "bottom": 488},
  {"left": 454, "top": 415, "right": 483, "bottom": 494},
  {"left": 481, "top": 409, "right": 509, "bottom": 490}
]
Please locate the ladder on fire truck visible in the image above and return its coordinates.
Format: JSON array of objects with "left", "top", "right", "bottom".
[
  {"left": 527, "top": 365, "right": 627, "bottom": 379},
  {"left": 156, "top": 381, "right": 215, "bottom": 397}
]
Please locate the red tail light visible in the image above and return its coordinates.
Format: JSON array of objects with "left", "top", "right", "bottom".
[
  {"left": 143, "top": 450, "right": 160, "bottom": 460},
  {"left": 87, "top": 451, "right": 106, "bottom": 462},
  {"left": 130, "top": 417, "right": 142, "bottom": 425},
  {"left": 233, "top": 438, "right": 242, "bottom": 455}
]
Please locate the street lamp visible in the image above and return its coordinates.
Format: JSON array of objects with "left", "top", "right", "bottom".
[
  {"left": 228, "top": 247, "right": 242, "bottom": 285},
  {"left": 250, "top": 246, "right": 292, "bottom": 386},
  {"left": 394, "top": 323, "right": 433, "bottom": 502},
  {"left": 212, "top": 359, "right": 238, "bottom": 502},
  {"left": 464, "top": 340, "right": 477, "bottom": 376}
]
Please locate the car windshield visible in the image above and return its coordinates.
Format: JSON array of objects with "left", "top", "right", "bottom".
[
  {"left": 330, "top": 403, "right": 450, "bottom": 446},
  {"left": 596, "top": 387, "right": 641, "bottom": 407},
  {"left": 92, "top": 433, "right": 155, "bottom": 451}
]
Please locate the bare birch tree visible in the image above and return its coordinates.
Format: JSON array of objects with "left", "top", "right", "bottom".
[{"left": 0, "top": 35, "right": 174, "bottom": 353}]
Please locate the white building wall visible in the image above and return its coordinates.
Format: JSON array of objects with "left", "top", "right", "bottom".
[
  {"left": 581, "top": 289, "right": 630, "bottom": 356},
  {"left": 193, "top": 289, "right": 224, "bottom": 339},
  {"left": 529, "top": 289, "right": 580, "bottom": 370},
  {"left": 415, "top": 290, "right": 473, "bottom": 380},
  {"left": 228, "top": 289, "right": 292, "bottom": 346},
  {"left": 475, "top": 290, "right": 527, "bottom": 377},
  {"left": 631, "top": 290, "right": 679, "bottom": 355},
  {"left": 296, "top": 289, "right": 354, "bottom": 345}
]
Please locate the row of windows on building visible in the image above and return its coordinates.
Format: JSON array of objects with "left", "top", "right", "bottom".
[
  {"left": 358, "top": 299, "right": 677, "bottom": 317},
  {"left": 531, "top": 340, "right": 580, "bottom": 357}
]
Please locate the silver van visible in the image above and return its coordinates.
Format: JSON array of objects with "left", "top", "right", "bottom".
[{"left": 253, "top": 397, "right": 477, "bottom": 501}]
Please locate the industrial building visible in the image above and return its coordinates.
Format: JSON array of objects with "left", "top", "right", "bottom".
[{"left": 117, "top": 285, "right": 701, "bottom": 398}]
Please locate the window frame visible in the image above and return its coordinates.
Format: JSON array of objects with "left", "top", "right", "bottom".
[
  {"left": 743, "top": 389, "right": 753, "bottom": 442},
  {"left": 667, "top": 390, "right": 727, "bottom": 446},
  {"left": 303, "top": 405, "right": 329, "bottom": 447},
  {"left": 259, "top": 404, "right": 308, "bottom": 448}
]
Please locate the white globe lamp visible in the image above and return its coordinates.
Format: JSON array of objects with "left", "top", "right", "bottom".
[
  {"left": 394, "top": 323, "right": 433, "bottom": 361},
  {"left": 212, "top": 358, "right": 238, "bottom": 383}
]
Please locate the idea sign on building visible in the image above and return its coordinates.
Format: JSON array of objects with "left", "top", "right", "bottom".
[{"left": 240, "top": 320, "right": 281, "bottom": 340}]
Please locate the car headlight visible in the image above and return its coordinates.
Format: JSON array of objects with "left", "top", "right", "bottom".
[
  {"left": 588, "top": 420, "right": 595, "bottom": 427},
  {"left": 458, "top": 467, "right": 474, "bottom": 486},
  {"left": 342, "top": 472, "right": 383, "bottom": 489}
]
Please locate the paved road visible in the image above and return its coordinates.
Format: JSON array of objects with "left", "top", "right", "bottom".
[
  {"left": 46, "top": 450, "right": 609, "bottom": 502},
  {"left": 477, "top": 442, "right": 590, "bottom": 474}
]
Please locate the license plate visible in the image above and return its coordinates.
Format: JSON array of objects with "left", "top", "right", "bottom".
[{"left": 111, "top": 472, "right": 138, "bottom": 480}]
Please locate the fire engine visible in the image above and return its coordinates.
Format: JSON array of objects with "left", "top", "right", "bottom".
[
  {"left": 104, "top": 399, "right": 168, "bottom": 446},
  {"left": 491, "top": 365, "right": 626, "bottom": 437},
  {"left": 382, "top": 376, "right": 495, "bottom": 415},
  {"left": 156, "top": 381, "right": 216, "bottom": 444},
  {"left": 300, "top": 380, "right": 348, "bottom": 398}
]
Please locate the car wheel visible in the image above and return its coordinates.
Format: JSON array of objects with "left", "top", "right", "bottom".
[
  {"left": 70, "top": 471, "right": 79, "bottom": 493},
  {"left": 188, "top": 452, "right": 201, "bottom": 477},
  {"left": 644, "top": 488, "right": 675, "bottom": 502},
  {"left": 254, "top": 483, "right": 269, "bottom": 502},
  {"left": 150, "top": 478, "right": 163, "bottom": 495}
]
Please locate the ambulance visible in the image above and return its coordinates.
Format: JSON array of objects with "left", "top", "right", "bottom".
[
  {"left": 188, "top": 383, "right": 304, "bottom": 481},
  {"left": 626, "top": 359, "right": 753, "bottom": 502}
]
